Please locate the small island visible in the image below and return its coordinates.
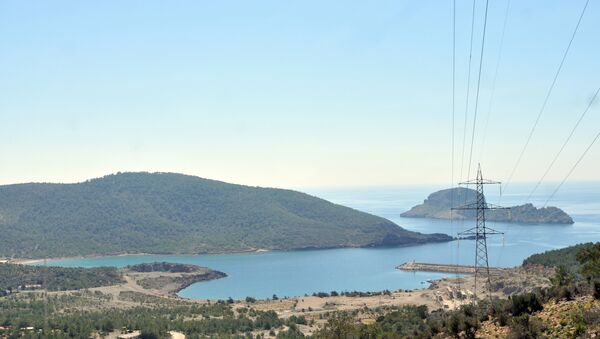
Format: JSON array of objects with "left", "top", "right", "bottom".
[{"left": 401, "top": 187, "right": 574, "bottom": 224}]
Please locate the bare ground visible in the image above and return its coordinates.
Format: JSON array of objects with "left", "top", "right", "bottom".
[{"left": 40, "top": 264, "right": 552, "bottom": 337}]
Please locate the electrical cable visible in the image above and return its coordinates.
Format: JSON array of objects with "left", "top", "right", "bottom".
[{"left": 503, "top": 0, "right": 590, "bottom": 193}]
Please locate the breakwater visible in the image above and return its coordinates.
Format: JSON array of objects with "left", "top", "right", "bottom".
[{"left": 396, "top": 261, "right": 504, "bottom": 274}]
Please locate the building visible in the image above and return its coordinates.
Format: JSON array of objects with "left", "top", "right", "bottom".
[{"left": 117, "top": 331, "right": 141, "bottom": 339}]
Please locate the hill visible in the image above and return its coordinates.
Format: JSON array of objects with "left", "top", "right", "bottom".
[
  {"left": 523, "top": 242, "right": 594, "bottom": 272},
  {"left": 0, "top": 172, "right": 451, "bottom": 258},
  {"left": 400, "top": 187, "right": 573, "bottom": 224}
]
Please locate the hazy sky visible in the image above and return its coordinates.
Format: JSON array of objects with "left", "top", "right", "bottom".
[{"left": 1, "top": 0, "right": 599, "bottom": 189}]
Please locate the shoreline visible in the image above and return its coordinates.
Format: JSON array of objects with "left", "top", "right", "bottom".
[
  {"left": 11, "top": 239, "right": 456, "bottom": 266},
  {"left": 12, "top": 248, "right": 274, "bottom": 265}
]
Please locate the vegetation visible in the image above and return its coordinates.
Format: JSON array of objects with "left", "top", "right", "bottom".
[
  {"left": 0, "top": 263, "right": 122, "bottom": 292},
  {"left": 1, "top": 241, "right": 599, "bottom": 337},
  {"left": 127, "top": 262, "right": 201, "bottom": 273},
  {"left": 313, "top": 304, "right": 482, "bottom": 338},
  {"left": 523, "top": 242, "right": 593, "bottom": 272},
  {"left": 313, "top": 242, "right": 600, "bottom": 338},
  {"left": 0, "top": 292, "right": 288, "bottom": 338},
  {"left": 0, "top": 172, "right": 451, "bottom": 258},
  {"left": 401, "top": 187, "right": 574, "bottom": 224},
  {"left": 310, "top": 290, "right": 392, "bottom": 298}
]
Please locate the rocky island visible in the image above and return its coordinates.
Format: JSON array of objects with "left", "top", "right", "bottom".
[{"left": 401, "top": 187, "right": 573, "bottom": 224}]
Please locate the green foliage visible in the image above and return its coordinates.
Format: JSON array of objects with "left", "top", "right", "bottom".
[
  {"left": 507, "top": 314, "right": 546, "bottom": 339},
  {"left": 277, "top": 327, "right": 305, "bottom": 338},
  {"left": 0, "top": 172, "right": 450, "bottom": 258},
  {"left": 0, "top": 263, "right": 122, "bottom": 292},
  {"left": 127, "top": 262, "right": 198, "bottom": 273},
  {"left": 550, "top": 265, "right": 575, "bottom": 287},
  {"left": 510, "top": 293, "right": 543, "bottom": 317},
  {"left": 523, "top": 242, "right": 593, "bottom": 271},
  {"left": 577, "top": 242, "right": 600, "bottom": 282},
  {"left": 313, "top": 304, "right": 484, "bottom": 339},
  {"left": 373, "top": 305, "right": 433, "bottom": 338},
  {"left": 593, "top": 281, "right": 600, "bottom": 300},
  {"left": 313, "top": 314, "right": 360, "bottom": 339},
  {"left": 0, "top": 291, "right": 287, "bottom": 338}
]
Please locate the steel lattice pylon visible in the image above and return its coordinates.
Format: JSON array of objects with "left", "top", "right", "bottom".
[{"left": 453, "top": 164, "right": 508, "bottom": 303}]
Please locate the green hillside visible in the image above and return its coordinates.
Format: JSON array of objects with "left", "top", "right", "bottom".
[
  {"left": 523, "top": 242, "right": 594, "bottom": 271},
  {"left": 0, "top": 172, "right": 451, "bottom": 258}
]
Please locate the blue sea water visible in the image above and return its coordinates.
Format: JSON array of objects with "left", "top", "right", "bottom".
[{"left": 46, "top": 182, "right": 600, "bottom": 300}]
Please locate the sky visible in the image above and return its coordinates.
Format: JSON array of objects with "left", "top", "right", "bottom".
[{"left": 0, "top": 0, "right": 599, "bottom": 189}]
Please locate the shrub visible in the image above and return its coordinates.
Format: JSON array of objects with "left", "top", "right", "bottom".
[
  {"left": 593, "top": 280, "right": 600, "bottom": 300},
  {"left": 508, "top": 314, "right": 545, "bottom": 339},
  {"left": 550, "top": 265, "right": 574, "bottom": 287},
  {"left": 510, "top": 293, "right": 543, "bottom": 317}
]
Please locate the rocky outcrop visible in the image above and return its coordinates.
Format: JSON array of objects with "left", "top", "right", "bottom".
[{"left": 401, "top": 187, "right": 573, "bottom": 224}]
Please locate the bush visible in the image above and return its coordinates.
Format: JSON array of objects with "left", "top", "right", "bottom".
[
  {"left": 445, "top": 311, "right": 478, "bottom": 339},
  {"left": 593, "top": 281, "right": 600, "bottom": 300},
  {"left": 510, "top": 293, "right": 543, "bottom": 317},
  {"left": 550, "top": 265, "right": 574, "bottom": 287},
  {"left": 508, "top": 314, "right": 545, "bottom": 339}
]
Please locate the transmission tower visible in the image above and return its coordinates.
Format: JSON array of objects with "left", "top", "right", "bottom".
[{"left": 453, "top": 164, "right": 508, "bottom": 303}]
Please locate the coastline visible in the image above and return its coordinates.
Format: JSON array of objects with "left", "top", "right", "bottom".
[
  {"left": 11, "top": 239, "right": 455, "bottom": 266},
  {"left": 12, "top": 248, "right": 274, "bottom": 266}
]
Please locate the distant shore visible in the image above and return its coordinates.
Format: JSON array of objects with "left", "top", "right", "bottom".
[
  {"left": 11, "top": 240, "right": 459, "bottom": 267},
  {"left": 11, "top": 248, "right": 273, "bottom": 266}
]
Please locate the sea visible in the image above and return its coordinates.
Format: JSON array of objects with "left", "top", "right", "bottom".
[{"left": 45, "top": 181, "right": 600, "bottom": 300}]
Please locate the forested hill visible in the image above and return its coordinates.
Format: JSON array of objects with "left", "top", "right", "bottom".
[
  {"left": 0, "top": 172, "right": 451, "bottom": 258},
  {"left": 401, "top": 187, "right": 573, "bottom": 224},
  {"left": 522, "top": 242, "right": 594, "bottom": 271}
]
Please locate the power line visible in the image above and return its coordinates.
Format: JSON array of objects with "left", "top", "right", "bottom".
[
  {"left": 466, "top": 0, "right": 491, "bottom": 181},
  {"left": 528, "top": 87, "right": 600, "bottom": 201},
  {"left": 503, "top": 0, "right": 590, "bottom": 193},
  {"left": 459, "top": 0, "right": 478, "bottom": 183},
  {"left": 478, "top": 0, "right": 511, "bottom": 163},
  {"left": 544, "top": 129, "right": 600, "bottom": 207},
  {"left": 451, "top": 0, "right": 458, "bottom": 306},
  {"left": 452, "top": 0, "right": 457, "bottom": 190}
]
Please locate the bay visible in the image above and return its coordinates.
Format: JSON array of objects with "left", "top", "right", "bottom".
[{"left": 46, "top": 182, "right": 600, "bottom": 300}]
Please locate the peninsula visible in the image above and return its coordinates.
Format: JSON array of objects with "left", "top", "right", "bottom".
[
  {"left": 401, "top": 187, "right": 573, "bottom": 224},
  {"left": 0, "top": 172, "right": 452, "bottom": 258}
]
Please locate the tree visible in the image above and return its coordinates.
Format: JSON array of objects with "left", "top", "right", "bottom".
[
  {"left": 140, "top": 331, "right": 160, "bottom": 339},
  {"left": 313, "top": 315, "right": 360, "bottom": 339},
  {"left": 576, "top": 243, "right": 600, "bottom": 299},
  {"left": 577, "top": 243, "right": 600, "bottom": 282},
  {"left": 550, "top": 265, "right": 574, "bottom": 287}
]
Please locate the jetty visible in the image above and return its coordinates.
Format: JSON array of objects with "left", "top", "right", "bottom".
[{"left": 396, "top": 261, "right": 504, "bottom": 274}]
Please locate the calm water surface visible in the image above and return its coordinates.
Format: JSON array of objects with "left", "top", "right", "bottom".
[{"left": 48, "top": 182, "right": 600, "bottom": 300}]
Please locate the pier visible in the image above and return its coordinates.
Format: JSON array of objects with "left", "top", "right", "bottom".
[{"left": 396, "top": 261, "right": 504, "bottom": 274}]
